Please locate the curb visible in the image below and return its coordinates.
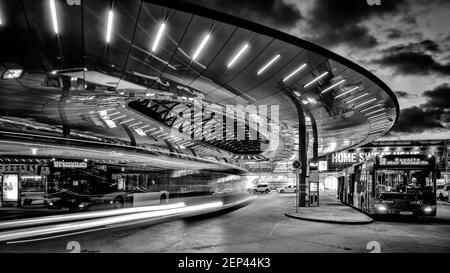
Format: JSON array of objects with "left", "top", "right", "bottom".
[{"left": 285, "top": 212, "right": 373, "bottom": 225}]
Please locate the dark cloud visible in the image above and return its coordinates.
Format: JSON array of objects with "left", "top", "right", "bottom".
[
  {"left": 386, "top": 29, "right": 402, "bottom": 39},
  {"left": 422, "top": 84, "right": 450, "bottom": 109},
  {"left": 307, "top": 0, "right": 408, "bottom": 48},
  {"left": 390, "top": 107, "right": 445, "bottom": 133},
  {"left": 382, "top": 40, "right": 440, "bottom": 54},
  {"left": 373, "top": 51, "right": 450, "bottom": 76},
  {"left": 184, "top": 0, "right": 302, "bottom": 28},
  {"left": 389, "top": 84, "right": 450, "bottom": 134},
  {"left": 394, "top": 91, "right": 410, "bottom": 98},
  {"left": 373, "top": 40, "right": 450, "bottom": 76}
]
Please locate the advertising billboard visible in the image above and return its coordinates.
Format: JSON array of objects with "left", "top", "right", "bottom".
[{"left": 2, "top": 174, "right": 19, "bottom": 202}]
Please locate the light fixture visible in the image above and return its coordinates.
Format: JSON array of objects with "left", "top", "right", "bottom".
[
  {"left": 370, "top": 118, "right": 386, "bottom": 124},
  {"left": 192, "top": 33, "right": 211, "bottom": 61},
  {"left": 105, "top": 10, "right": 114, "bottom": 43},
  {"left": 307, "top": 97, "right": 317, "bottom": 104},
  {"left": 152, "top": 22, "right": 166, "bottom": 52},
  {"left": 368, "top": 113, "right": 386, "bottom": 119},
  {"left": 360, "top": 104, "right": 382, "bottom": 112},
  {"left": 354, "top": 98, "right": 377, "bottom": 108},
  {"left": 364, "top": 108, "right": 384, "bottom": 116},
  {"left": 282, "top": 63, "right": 307, "bottom": 82},
  {"left": 227, "top": 43, "right": 249, "bottom": 68},
  {"left": 346, "top": 93, "right": 368, "bottom": 103},
  {"left": 49, "top": 0, "right": 59, "bottom": 34},
  {"left": 320, "top": 79, "right": 346, "bottom": 93},
  {"left": 370, "top": 129, "right": 385, "bottom": 134},
  {"left": 257, "top": 54, "right": 280, "bottom": 75},
  {"left": 303, "top": 71, "right": 328, "bottom": 88},
  {"left": 335, "top": 86, "right": 359, "bottom": 99}
]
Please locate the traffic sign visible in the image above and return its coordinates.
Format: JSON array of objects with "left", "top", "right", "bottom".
[{"left": 293, "top": 160, "right": 302, "bottom": 169}]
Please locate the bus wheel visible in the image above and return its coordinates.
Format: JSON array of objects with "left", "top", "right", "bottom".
[
  {"left": 160, "top": 194, "right": 167, "bottom": 204},
  {"left": 112, "top": 197, "right": 124, "bottom": 209}
]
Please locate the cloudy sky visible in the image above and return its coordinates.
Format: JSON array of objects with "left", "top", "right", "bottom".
[{"left": 187, "top": 0, "right": 450, "bottom": 140}]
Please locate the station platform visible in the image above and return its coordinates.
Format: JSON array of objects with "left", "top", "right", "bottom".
[{"left": 285, "top": 193, "right": 373, "bottom": 224}]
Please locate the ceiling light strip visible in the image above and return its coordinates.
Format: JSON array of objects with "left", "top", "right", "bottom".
[
  {"left": 320, "top": 79, "right": 346, "bottom": 94},
  {"left": 152, "top": 23, "right": 166, "bottom": 52},
  {"left": 367, "top": 113, "right": 386, "bottom": 119},
  {"left": 192, "top": 33, "right": 211, "bottom": 61},
  {"left": 282, "top": 63, "right": 307, "bottom": 82},
  {"left": 105, "top": 10, "right": 114, "bottom": 43},
  {"left": 335, "top": 86, "right": 359, "bottom": 99},
  {"left": 303, "top": 71, "right": 329, "bottom": 88},
  {"left": 227, "top": 43, "right": 249, "bottom": 68},
  {"left": 364, "top": 108, "right": 384, "bottom": 116},
  {"left": 354, "top": 98, "right": 377, "bottom": 108},
  {"left": 49, "top": 0, "right": 59, "bottom": 34},
  {"left": 257, "top": 54, "right": 281, "bottom": 75},
  {"left": 360, "top": 104, "right": 382, "bottom": 112},
  {"left": 119, "top": 118, "right": 135, "bottom": 124},
  {"left": 345, "top": 93, "right": 368, "bottom": 103}
]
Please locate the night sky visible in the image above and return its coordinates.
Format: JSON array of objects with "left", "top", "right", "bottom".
[{"left": 187, "top": 0, "right": 450, "bottom": 140}]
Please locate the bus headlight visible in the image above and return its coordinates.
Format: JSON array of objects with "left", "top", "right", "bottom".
[
  {"left": 376, "top": 205, "right": 387, "bottom": 211},
  {"left": 424, "top": 206, "right": 433, "bottom": 213}
]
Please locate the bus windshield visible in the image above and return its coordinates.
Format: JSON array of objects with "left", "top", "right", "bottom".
[{"left": 375, "top": 169, "right": 434, "bottom": 195}]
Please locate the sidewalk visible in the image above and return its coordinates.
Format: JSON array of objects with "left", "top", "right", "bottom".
[{"left": 285, "top": 193, "right": 373, "bottom": 224}]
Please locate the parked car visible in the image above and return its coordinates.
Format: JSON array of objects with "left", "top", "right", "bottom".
[
  {"left": 251, "top": 184, "right": 270, "bottom": 194},
  {"left": 437, "top": 184, "right": 450, "bottom": 201},
  {"left": 277, "top": 185, "right": 297, "bottom": 193}
]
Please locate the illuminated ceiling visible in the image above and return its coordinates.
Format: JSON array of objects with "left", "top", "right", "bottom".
[{"left": 0, "top": 0, "right": 399, "bottom": 164}]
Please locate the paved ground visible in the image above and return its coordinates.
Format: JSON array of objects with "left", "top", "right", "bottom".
[
  {"left": 1, "top": 192, "right": 450, "bottom": 253},
  {"left": 286, "top": 194, "right": 373, "bottom": 224}
]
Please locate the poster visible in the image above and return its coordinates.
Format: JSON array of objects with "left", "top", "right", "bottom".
[{"left": 2, "top": 174, "right": 19, "bottom": 202}]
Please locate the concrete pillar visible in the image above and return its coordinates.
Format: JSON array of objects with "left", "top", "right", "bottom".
[{"left": 282, "top": 89, "right": 307, "bottom": 207}]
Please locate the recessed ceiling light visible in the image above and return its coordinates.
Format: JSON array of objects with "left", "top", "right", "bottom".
[
  {"left": 49, "top": 0, "right": 59, "bottom": 34},
  {"left": 282, "top": 63, "right": 307, "bottom": 82},
  {"left": 152, "top": 22, "right": 166, "bottom": 52},
  {"left": 354, "top": 98, "right": 376, "bottom": 108},
  {"left": 227, "top": 43, "right": 249, "bottom": 68},
  {"left": 105, "top": 10, "right": 114, "bottom": 43},
  {"left": 320, "top": 79, "right": 346, "bottom": 94},
  {"left": 335, "top": 86, "right": 359, "bottom": 99},
  {"left": 257, "top": 54, "right": 280, "bottom": 75},
  {"left": 192, "top": 33, "right": 211, "bottom": 61},
  {"left": 303, "top": 71, "right": 328, "bottom": 88}
]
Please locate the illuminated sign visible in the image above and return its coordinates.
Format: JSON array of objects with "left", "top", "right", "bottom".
[
  {"left": 378, "top": 157, "right": 431, "bottom": 168},
  {"left": 53, "top": 161, "right": 87, "bottom": 168},
  {"left": 309, "top": 161, "right": 318, "bottom": 171},
  {"left": 331, "top": 151, "right": 420, "bottom": 164},
  {"left": 318, "top": 161, "right": 328, "bottom": 171},
  {"left": 2, "top": 174, "right": 19, "bottom": 202}
]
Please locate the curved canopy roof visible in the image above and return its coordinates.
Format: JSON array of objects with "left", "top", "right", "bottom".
[{"left": 0, "top": 0, "right": 398, "bottom": 164}]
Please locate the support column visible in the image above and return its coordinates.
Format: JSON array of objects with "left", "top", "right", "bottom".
[
  {"left": 282, "top": 90, "right": 307, "bottom": 207},
  {"left": 122, "top": 125, "right": 136, "bottom": 146},
  {"left": 309, "top": 113, "right": 318, "bottom": 162}
]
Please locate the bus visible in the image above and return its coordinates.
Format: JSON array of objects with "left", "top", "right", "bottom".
[{"left": 338, "top": 154, "right": 437, "bottom": 216}]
